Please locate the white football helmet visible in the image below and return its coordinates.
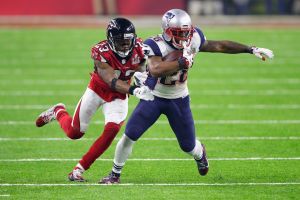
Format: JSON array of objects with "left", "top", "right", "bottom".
[{"left": 162, "top": 9, "right": 193, "bottom": 49}]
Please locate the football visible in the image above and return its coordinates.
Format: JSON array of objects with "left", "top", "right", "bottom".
[{"left": 162, "top": 50, "right": 183, "bottom": 61}]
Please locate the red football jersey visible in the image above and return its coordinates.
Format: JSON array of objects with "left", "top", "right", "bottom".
[{"left": 88, "top": 38, "right": 145, "bottom": 102}]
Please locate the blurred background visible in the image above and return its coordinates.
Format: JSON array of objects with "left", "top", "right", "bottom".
[
  {"left": 1, "top": 0, "right": 299, "bottom": 15},
  {"left": 0, "top": 0, "right": 299, "bottom": 28}
]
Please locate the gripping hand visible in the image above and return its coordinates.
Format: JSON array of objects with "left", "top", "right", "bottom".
[
  {"left": 251, "top": 47, "right": 274, "bottom": 61},
  {"left": 178, "top": 42, "right": 194, "bottom": 70},
  {"left": 132, "top": 86, "right": 154, "bottom": 101}
]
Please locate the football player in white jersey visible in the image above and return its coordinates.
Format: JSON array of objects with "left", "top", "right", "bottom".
[{"left": 100, "top": 9, "right": 274, "bottom": 184}]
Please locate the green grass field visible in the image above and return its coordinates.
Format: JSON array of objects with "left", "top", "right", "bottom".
[{"left": 0, "top": 26, "right": 299, "bottom": 199}]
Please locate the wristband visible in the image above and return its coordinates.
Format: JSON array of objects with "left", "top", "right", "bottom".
[
  {"left": 247, "top": 46, "right": 254, "bottom": 54},
  {"left": 111, "top": 78, "right": 118, "bottom": 91},
  {"left": 128, "top": 85, "right": 138, "bottom": 95}
]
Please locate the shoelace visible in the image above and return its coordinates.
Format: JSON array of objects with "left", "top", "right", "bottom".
[
  {"left": 73, "top": 169, "right": 83, "bottom": 178},
  {"left": 41, "top": 110, "right": 54, "bottom": 122}
]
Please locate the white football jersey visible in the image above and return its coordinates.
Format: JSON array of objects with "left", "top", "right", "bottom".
[{"left": 144, "top": 27, "right": 206, "bottom": 99}]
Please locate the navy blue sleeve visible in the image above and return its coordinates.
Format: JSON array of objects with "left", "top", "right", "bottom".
[
  {"left": 144, "top": 38, "right": 162, "bottom": 57},
  {"left": 195, "top": 27, "right": 206, "bottom": 51}
]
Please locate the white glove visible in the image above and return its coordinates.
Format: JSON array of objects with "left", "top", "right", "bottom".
[
  {"left": 182, "top": 42, "right": 194, "bottom": 68},
  {"left": 133, "top": 86, "right": 154, "bottom": 101},
  {"left": 251, "top": 47, "right": 274, "bottom": 61},
  {"left": 133, "top": 71, "right": 148, "bottom": 87}
]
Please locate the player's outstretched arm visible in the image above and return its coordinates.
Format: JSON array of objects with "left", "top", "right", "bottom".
[{"left": 200, "top": 40, "right": 274, "bottom": 61}]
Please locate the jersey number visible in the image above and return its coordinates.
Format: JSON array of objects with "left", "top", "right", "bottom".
[{"left": 159, "top": 70, "right": 188, "bottom": 85}]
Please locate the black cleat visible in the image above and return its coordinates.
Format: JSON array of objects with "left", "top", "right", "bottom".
[{"left": 195, "top": 144, "right": 209, "bottom": 176}]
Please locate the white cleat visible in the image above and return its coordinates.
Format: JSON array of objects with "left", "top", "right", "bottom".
[{"left": 35, "top": 103, "right": 65, "bottom": 127}]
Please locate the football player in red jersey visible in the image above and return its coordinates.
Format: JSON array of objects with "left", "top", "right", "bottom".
[{"left": 35, "top": 18, "right": 153, "bottom": 182}]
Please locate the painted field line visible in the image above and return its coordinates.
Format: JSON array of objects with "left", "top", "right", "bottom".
[
  {"left": 0, "top": 182, "right": 299, "bottom": 187},
  {"left": 0, "top": 136, "right": 299, "bottom": 141},
  {"left": 1, "top": 67, "right": 300, "bottom": 75},
  {"left": 1, "top": 120, "right": 300, "bottom": 125},
  {"left": 0, "top": 194, "right": 10, "bottom": 196},
  {"left": 0, "top": 157, "right": 299, "bottom": 162},
  {"left": 0, "top": 79, "right": 85, "bottom": 85},
  {"left": 2, "top": 104, "right": 300, "bottom": 110},
  {"left": 1, "top": 78, "right": 300, "bottom": 85},
  {"left": 2, "top": 90, "right": 300, "bottom": 96}
]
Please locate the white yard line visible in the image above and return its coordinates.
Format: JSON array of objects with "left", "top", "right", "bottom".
[
  {"left": 0, "top": 157, "right": 299, "bottom": 162},
  {"left": 1, "top": 67, "right": 300, "bottom": 75},
  {"left": 0, "top": 182, "right": 299, "bottom": 187},
  {"left": 1, "top": 90, "right": 300, "bottom": 96},
  {"left": 1, "top": 104, "right": 300, "bottom": 110},
  {"left": 1, "top": 78, "right": 300, "bottom": 85},
  {"left": 0, "top": 136, "right": 299, "bottom": 141},
  {"left": 1, "top": 120, "right": 300, "bottom": 125}
]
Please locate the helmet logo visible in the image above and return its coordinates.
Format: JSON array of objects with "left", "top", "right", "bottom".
[
  {"left": 108, "top": 20, "right": 118, "bottom": 30},
  {"left": 165, "top": 12, "right": 175, "bottom": 25}
]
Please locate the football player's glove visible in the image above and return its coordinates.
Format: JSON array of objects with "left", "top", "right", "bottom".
[
  {"left": 133, "top": 85, "right": 154, "bottom": 101},
  {"left": 251, "top": 47, "right": 274, "bottom": 61},
  {"left": 133, "top": 71, "right": 148, "bottom": 87}
]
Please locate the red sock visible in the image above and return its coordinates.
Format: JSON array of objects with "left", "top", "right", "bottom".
[
  {"left": 56, "top": 109, "right": 84, "bottom": 140},
  {"left": 79, "top": 122, "right": 122, "bottom": 170}
]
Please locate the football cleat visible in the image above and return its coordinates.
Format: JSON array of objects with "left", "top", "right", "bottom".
[
  {"left": 35, "top": 103, "right": 65, "bottom": 127},
  {"left": 195, "top": 144, "right": 209, "bottom": 176},
  {"left": 99, "top": 172, "right": 120, "bottom": 184},
  {"left": 68, "top": 167, "right": 86, "bottom": 182}
]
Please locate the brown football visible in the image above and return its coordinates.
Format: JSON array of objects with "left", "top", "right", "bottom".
[{"left": 162, "top": 50, "right": 183, "bottom": 61}]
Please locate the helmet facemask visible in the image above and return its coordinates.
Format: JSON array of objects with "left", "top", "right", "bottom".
[
  {"left": 165, "top": 26, "right": 193, "bottom": 49},
  {"left": 108, "top": 33, "right": 136, "bottom": 58}
]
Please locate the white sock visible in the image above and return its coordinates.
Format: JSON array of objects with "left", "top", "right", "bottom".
[
  {"left": 112, "top": 134, "right": 135, "bottom": 174},
  {"left": 75, "top": 163, "right": 85, "bottom": 173},
  {"left": 187, "top": 140, "right": 203, "bottom": 160}
]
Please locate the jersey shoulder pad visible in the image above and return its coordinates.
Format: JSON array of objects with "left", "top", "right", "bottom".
[
  {"left": 193, "top": 27, "right": 206, "bottom": 50},
  {"left": 144, "top": 35, "right": 167, "bottom": 57}
]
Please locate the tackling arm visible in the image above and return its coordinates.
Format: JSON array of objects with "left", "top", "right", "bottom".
[
  {"left": 95, "top": 60, "right": 154, "bottom": 101},
  {"left": 94, "top": 60, "right": 131, "bottom": 94}
]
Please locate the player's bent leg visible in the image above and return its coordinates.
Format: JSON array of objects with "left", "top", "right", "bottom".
[
  {"left": 100, "top": 100, "right": 161, "bottom": 184},
  {"left": 99, "top": 134, "right": 135, "bottom": 184},
  {"left": 165, "top": 96, "right": 209, "bottom": 176},
  {"left": 68, "top": 122, "right": 122, "bottom": 182},
  {"left": 71, "top": 97, "right": 126, "bottom": 182},
  {"left": 80, "top": 122, "right": 122, "bottom": 170},
  {"left": 60, "top": 88, "right": 103, "bottom": 140},
  {"left": 55, "top": 106, "right": 84, "bottom": 140},
  {"left": 35, "top": 103, "right": 65, "bottom": 127}
]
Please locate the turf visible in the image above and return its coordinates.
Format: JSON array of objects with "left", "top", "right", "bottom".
[{"left": 0, "top": 27, "right": 299, "bottom": 199}]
